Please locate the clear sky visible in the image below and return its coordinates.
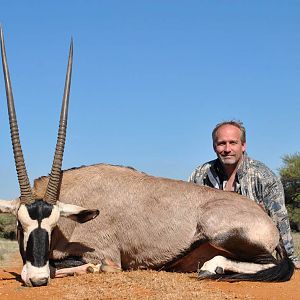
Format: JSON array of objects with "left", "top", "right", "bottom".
[{"left": 0, "top": 1, "right": 300, "bottom": 198}]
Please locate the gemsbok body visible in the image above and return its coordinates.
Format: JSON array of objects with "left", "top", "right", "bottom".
[{"left": 0, "top": 28, "right": 295, "bottom": 287}]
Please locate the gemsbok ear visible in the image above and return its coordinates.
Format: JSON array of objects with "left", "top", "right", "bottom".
[
  {"left": 57, "top": 201, "right": 99, "bottom": 223},
  {"left": 0, "top": 198, "right": 20, "bottom": 215}
]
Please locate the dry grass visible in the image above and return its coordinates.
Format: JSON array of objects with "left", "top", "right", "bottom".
[
  {"left": 0, "top": 238, "right": 18, "bottom": 263},
  {"left": 0, "top": 234, "right": 300, "bottom": 300}
]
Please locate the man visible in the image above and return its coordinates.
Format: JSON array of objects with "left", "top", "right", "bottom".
[{"left": 189, "top": 120, "right": 300, "bottom": 268}]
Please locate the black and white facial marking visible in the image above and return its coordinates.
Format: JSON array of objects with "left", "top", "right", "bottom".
[
  {"left": 18, "top": 200, "right": 60, "bottom": 287},
  {"left": 0, "top": 196, "right": 99, "bottom": 287}
]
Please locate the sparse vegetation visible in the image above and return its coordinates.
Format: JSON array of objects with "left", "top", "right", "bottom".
[
  {"left": 0, "top": 214, "right": 16, "bottom": 240},
  {"left": 0, "top": 214, "right": 18, "bottom": 262},
  {"left": 0, "top": 238, "right": 18, "bottom": 262},
  {"left": 279, "top": 152, "right": 300, "bottom": 232}
]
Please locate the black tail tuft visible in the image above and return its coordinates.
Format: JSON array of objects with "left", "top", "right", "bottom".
[
  {"left": 216, "top": 256, "right": 295, "bottom": 282},
  {"left": 198, "top": 239, "right": 295, "bottom": 282}
]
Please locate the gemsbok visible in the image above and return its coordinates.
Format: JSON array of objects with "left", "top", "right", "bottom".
[{"left": 0, "top": 28, "right": 294, "bottom": 287}]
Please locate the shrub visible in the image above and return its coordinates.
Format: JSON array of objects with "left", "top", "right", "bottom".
[{"left": 0, "top": 214, "right": 16, "bottom": 240}]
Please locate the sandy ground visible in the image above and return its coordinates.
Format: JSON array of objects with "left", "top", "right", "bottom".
[{"left": 0, "top": 249, "right": 300, "bottom": 300}]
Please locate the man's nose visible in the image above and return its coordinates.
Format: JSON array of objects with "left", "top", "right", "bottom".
[{"left": 224, "top": 143, "right": 231, "bottom": 152}]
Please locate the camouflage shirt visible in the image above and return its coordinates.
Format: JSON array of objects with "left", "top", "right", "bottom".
[{"left": 188, "top": 153, "right": 298, "bottom": 262}]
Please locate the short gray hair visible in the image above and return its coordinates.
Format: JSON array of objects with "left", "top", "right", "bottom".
[{"left": 212, "top": 120, "right": 246, "bottom": 144}]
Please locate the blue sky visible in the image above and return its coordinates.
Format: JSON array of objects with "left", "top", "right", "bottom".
[{"left": 0, "top": 1, "right": 300, "bottom": 198}]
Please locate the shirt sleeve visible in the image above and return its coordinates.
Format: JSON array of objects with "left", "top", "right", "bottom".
[
  {"left": 188, "top": 165, "right": 209, "bottom": 185},
  {"left": 263, "top": 176, "right": 298, "bottom": 261},
  {"left": 188, "top": 169, "right": 198, "bottom": 183}
]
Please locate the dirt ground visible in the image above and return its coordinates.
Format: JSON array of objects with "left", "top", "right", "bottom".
[{"left": 0, "top": 250, "right": 299, "bottom": 300}]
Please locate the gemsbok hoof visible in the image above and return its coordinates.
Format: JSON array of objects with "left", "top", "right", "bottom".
[
  {"left": 86, "top": 264, "right": 101, "bottom": 273},
  {"left": 215, "top": 266, "right": 225, "bottom": 274},
  {"left": 198, "top": 270, "right": 215, "bottom": 279}
]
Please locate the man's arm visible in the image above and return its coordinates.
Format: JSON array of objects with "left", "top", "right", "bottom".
[
  {"left": 188, "top": 162, "right": 214, "bottom": 185},
  {"left": 263, "top": 175, "right": 299, "bottom": 267},
  {"left": 188, "top": 168, "right": 199, "bottom": 183}
]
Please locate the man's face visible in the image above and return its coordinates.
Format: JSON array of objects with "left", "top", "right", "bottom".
[{"left": 213, "top": 124, "right": 246, "bottom": 167}]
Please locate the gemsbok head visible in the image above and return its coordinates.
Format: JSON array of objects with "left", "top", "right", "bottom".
[{"left": 0, "top": 27, "right": 99, "bottom": 287}]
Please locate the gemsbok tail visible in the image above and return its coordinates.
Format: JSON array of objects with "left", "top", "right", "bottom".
[{"left": 213, "top": 242, "right": 295, "bottom": 282}]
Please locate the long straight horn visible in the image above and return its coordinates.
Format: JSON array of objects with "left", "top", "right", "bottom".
[
  {"left": 44, "top": 39, "right": 73, "bottom": 204},
  {"left": 0, "top": 27, "right": 33, "bottom": 204}
]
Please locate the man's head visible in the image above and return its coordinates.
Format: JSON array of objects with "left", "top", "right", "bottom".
[{"left": 212, "top": 120, "right": 246, "bottom": 169}]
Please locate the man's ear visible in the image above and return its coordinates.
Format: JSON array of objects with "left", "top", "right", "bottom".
[
  {"left": 0, "top": 198, "right": 20, "bottom": 215},
  {"left": 242, "top": 141, "right": 246, "bottom": 153},
  {"left": 212, "top": 142, "right": 217, "bottom": 153},
  {"left": 57, "top": 201, "right": 100, "bottom": 223}
]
